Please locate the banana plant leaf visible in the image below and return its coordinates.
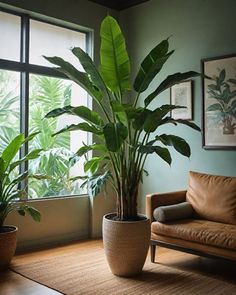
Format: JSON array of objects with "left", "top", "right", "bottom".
[
  {"left": 144, "top": 105, "right": 186, "bottom": 133},
  {"left": 103, "top": 122, "right": 128, "bottom": 152},
  {"left": 84, "top": 156, "right": 103, "bottom": 174},
  {"left": 18, "top": 204, "right": 41, "bottom": 222},
  {"left": 76, "top": 144, "right": 107, "bottom": 157},
  {"left": 46, "top": 105, "right": 103, "bottom": 126},
  {"left": 9, "top": 149, "right": 43, "bottom": 172},
  {"left": 138, "top": 145, "right": 172, "bottom": 165},
  {"left": 159, "top": 117, "right": 201, "bottom": 131},
  {"left": 53, "top": 122, "right": 103, "bottom": 136},
  {"left": 134, "top": 39, "right": 174, "bottom": 93},
  {"left": 84, "top": 171, "right": 112, "bottom": 197},
  {"left": 144, "top": 71, "right": 200, "bottom": 106},
  {"left": 1, "top": 134, "right": 24, "bottom": 170},
  {"left": 155, "top": 134, "right": 191, "bottom": 157},
  {"left": 100, "top": 16, "right": 130, "bottom": 94},
  {"left": 44, "top": 56, "right": 102, "bottom": 102},
  {"left": 72, "top": 47, "right": 107, "bottom": 94}
]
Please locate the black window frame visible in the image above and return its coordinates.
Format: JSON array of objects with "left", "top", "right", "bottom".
[{"left": 0, "top": 7, "right": 91, "bottom": 199}]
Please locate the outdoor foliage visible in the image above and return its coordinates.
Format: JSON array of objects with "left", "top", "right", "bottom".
[
  {"left": 28, "top": 75, "right": 82, "bottom": 198},
  {"left": 45, "top": 16, "right": 201, "bottom": 221},
  {"left": 0, "top": 70, "right": 83, "bottom": 198},
  {"left": 0, "top": 70, "right": 20, "bottom": 153}
]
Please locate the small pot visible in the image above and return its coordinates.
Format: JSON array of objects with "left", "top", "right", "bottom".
[
  {"left": 0, "top": 225, "right": 18, "bottom": 270},
  {"left": 103, "top": 213, "right": 150, "bottom": 277}
]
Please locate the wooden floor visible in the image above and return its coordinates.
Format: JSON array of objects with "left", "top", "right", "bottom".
[{"left": 0, "top": 239, "right": 235, "bottom": 295}]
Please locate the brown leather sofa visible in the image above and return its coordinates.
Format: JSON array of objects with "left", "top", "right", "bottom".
[{"left": 146, "top": 171, "right": 236, "bottom": 262}]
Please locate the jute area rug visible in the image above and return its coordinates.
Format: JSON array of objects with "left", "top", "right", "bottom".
[{"left": 12, "top": 240, "right": 236, "bottom": 295}]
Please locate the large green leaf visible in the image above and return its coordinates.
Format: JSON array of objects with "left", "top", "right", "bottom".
[
  {"left": 132, "top": 108, "right": 152, "bottom": 130},
  {"left": 53, "top": 123, "right": 103, "bottom": 136},
  {"left": 111, "top": 101, "right": 140, "bottom": 123},
  {"left": 0, "top": 158, "right": 5, "bottom": 176},
  {"left": 156, "top": 134, "right": 190, "bottom": 157},
  {"left": 84, "top": 157, "right": 103, "bottom": 174},
  {"left": 154, "top": 146, "right": 172, "bottom": 165},
  {"left": 144, "top": 71, "right": 200, "bottom": 106},
  {"left": 138, "top": 145, "right": 171, "bottom": 165},
  {"left": 76, "top": 144, "right": 107, "bottom": 157},
  {"left": 72, "top": 47, "right": 107, "bottom": 93},
  {"left": 9, "top": 149, "right": 43, "bottom": 172},
  {"left": 100, "top": 15, "right": 130, "bottom": 93},
  {"left": 20, "top": 204, "right": 41, "bottom": 222},
  {"left": 87, "top": 171, "right": 111, "bottom": 197},
  {"left": 69, "top": 106, "right": 103, "bottom": 126},
  {"left": 134, "top": 39, "right": 174, "bottom": 93},
  {"left": 75, "top": 145, "right": 92, "bottom": 158},
  {"left": 159, "top": 117, "right": 201, "bottom": 131},
  {"left": 1, "top": 134, "right": 24, "bottom": 170},
  {"left": 24, "top": 132, "right": 40, "bottom": 144},
  {"left": 10, "top": 171, "right": 28, "bottom": 186},
  {"left": 46, "top": 105, "right": 103, "bottom": 126},
  {"left": 103, "top": 122, "right": 128, "bottom": 152},
  {"left": 144, "top": 105, "right": 186, "bottom": 133},
  {"left": 45, "top": 105, "right": 74, "bottom": 118},
  {"left": 44, "top": 56, "right": 102, "bottom": 102}
]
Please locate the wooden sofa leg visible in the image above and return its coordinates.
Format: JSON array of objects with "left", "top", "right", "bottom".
[{"left": 150, "top": 244, "right": 156, "bottom": 263}]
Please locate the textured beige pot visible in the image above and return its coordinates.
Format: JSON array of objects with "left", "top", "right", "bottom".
[
  {"left": 103, "top": 213, "right": 150, "bottom": 277},
  {"left": 0, "top": 226, "right": 18, "bottom": 270}
]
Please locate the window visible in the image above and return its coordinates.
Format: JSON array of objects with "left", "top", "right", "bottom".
[{"left": 0, "top": 9, "right": 90, "bottom": 198}]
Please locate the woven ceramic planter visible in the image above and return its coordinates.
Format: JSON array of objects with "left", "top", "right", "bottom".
[
  {"left": 103, "top": 213, "right": 150, "bottom": 277},
  {"left": 0, "top": 226, "right": 18, "bottom": 270}
]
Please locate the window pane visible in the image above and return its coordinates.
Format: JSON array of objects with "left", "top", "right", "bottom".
[
  {"left": 0, "top": 11, "right": 21, "bottom": 61},
  {"left": 29, "top": 20, "right": 86, "bottom": 68},
  {"left": 0, "top": 69, "right": 20, "bottom": 152},
  {"left": 0, "top": 70, "right": 20, "bottom": 184},
  {"left": 28, "top": 74, "right": 88, "bottom": 198}
]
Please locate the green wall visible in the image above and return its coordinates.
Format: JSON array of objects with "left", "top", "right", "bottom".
[{"left": 120, "top": 0, "right": 236, "bottom": 211}]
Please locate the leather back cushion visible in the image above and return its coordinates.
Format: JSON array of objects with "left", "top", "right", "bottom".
[{"left": 186, "top": 171, "right": 236, "bottom": 225}]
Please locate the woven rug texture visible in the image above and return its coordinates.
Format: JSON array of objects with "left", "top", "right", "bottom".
[{"left": 12, "top": 240, "right": 236, "bottom": 295}]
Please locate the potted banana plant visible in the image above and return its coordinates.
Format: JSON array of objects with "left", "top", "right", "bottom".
[
  {"left": 0, "top": 133, "right": 42, "bottom": 270},
  {"left": 45, "top": 15, "right": 201, "bottom": 276}
]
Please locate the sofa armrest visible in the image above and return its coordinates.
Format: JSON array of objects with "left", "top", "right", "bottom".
[{"left": 146, "top": 190, "right": 187, "bottom": 222}]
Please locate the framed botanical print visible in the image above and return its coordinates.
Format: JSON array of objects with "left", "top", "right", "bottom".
[
  {"left": 170, "top": 80, "right": 193, "bottom": 120},
  {"left": 202, "top": 54, "right": 236, "bottom": 150}
]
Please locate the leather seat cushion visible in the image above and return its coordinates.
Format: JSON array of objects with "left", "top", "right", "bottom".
[
  {"left": 186, "top": 171, "right": 236, "bottom": 225},
  {"left": 151, "top": 219, "right": 236, "bottom": 250}
]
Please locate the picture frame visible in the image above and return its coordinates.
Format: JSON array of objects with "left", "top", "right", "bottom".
[
  {"left": 202, "top": 54, "right": 236, "bottom": 150},
  {"left": 170, "top": 80, "right": 193, "bottom": 120}
]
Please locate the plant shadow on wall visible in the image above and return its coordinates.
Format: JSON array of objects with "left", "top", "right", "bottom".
[
  {"left": 44, "top": 15, "right": 203, "bottom": 277},
  {"left": 44, "top": 15, "right": 201, "bottom": 221}
]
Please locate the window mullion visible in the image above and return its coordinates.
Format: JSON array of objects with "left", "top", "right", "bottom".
[{"left": 20, "top": 14, "right": 30, "bottom": 195}]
